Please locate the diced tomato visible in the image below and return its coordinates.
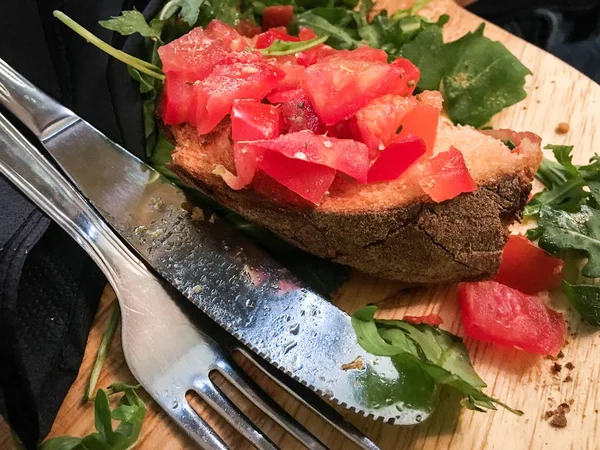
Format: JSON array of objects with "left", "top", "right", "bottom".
[
  {"left": 266, "top": 88, "right": 304, "bottom": 104},
  {"left": 158, "top": 27, "right": 230, "bottom": 80},
  {"left": 367, "top": 136, "right": 426, "bottom": 183},
  {"left": 274, "top": 63, "right": 307, "bottom": 91},
  {"left": 160, "top": 73, "right": 194, "bottom": 125},
  {"left": 420, "top": 147, "right": 477, "bottom": 202},
  {"left": 255, "top": 27, "right": 299, "bottom": 49},
  {"left": 280, "top": 94, "right": 326, "bottom": 134},
  {"left": 303, "top": 59, "right": 399, "bottom": 125},
  {"left": 326, "top": 119, "right": 355, "bottom": 139},
  {"left": 252, "top": 132, "right": 369, "bottom": 183},
  {"left": 236, "top": 19, "right": 263, "bottom": 38},
  {"left": 258, "top": 150, "right": 336, "bottom": 204},
  {"left": 214, "top": 143, "right": 264, "bottom": 190},
  {"left": 231, "top": 100, "right": 281, "bottom": 142},
  {"left": 205, "top": 20, "right": 249, "bottom": 51},
  {"left": 416, "top": 90, "right": 444, "bottom": 110},
  {"left": 355, "top": 94, "right": 418, "bottom": 148},
  {"left": 403, "top": 314, "right": 444, "bottom": 326},
  {"left": 321, "top": 46, "right": 389, "bottom": 63},
  {"left": 388, "top": 58, "right": 420, "bottom": 96},
  {"left": 262, "top": 5, "right": 294, "bottom": 30},
  {"left": 494, "top": 235, "right": 564, "bottom": 294},
  {"left": 458, "top": 281, "right": 566, "bottom": 355},
  {"left": 193, "top": 61, "right": 284, "bottom": 134},
  {"left": 296, "top": 44, "right": 337, "bottom": 67},
  {"left": 298, "top": 28, "right": 317, "bottom": 40},
  {"left": 397, "top": 103, "right": 440, "bottom": 156}
]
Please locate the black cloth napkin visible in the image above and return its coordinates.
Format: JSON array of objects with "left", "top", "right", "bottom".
[{"left": 0, "top": 0, "right": 598, "bottom": 448}]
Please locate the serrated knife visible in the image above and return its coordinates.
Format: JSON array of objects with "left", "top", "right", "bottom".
[{"left": 0, "top": 57, "right": 433, "bottom": 424}]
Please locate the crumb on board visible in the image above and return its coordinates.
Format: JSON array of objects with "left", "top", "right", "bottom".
[
  {"left": 550, "top": 413, "right": 568, "bottom": 428},
  {"left": 552, "top": 363, "right": 563, "bottom": 373},
  {"left": 564, "top": 375, "right": 573, "bottom": 383},
  {"left": 565, "top": 362, "right": 575, "bottom": 370},
  {"left": 556, "top": 122, "right": 570, "bottom": 134},
  {"left": 341, "top": 356, "right": 365, "bottom": 371},
  {"left": 545, "top": 410, "right": 554, "bottom": 419},
  {"left": 558, "top": 403, "right": 571, "bottom": 414},
  {"left": 557, "top": 350, "right": 564, "bottom": 359}
]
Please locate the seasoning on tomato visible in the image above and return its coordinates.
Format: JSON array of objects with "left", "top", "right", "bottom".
[
  {"left": 494, "top": 234, "right": 564, "bottom": 294},
  {"left": 252, "top": 132, "right": 369, "bottom": 183},
  {"left": 303, "top": 59, "right": 400, "bottom": 125},
  {"left": 193, "top": 61, "right": 284, "bottom": 135},
  {"left": 420, "top": 147, "right": 477, "bottom": 202},
  {"left": 458, "top": 281, "right": 566, "bottom": 355},
  {"left": 279, "top": 95, "right": 326, "bottom": 134}
]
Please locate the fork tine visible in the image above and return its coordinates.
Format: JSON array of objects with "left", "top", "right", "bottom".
[
  {"left": 237, "top": 349, "right": 381, "bottom": 450},
  {"left": 174, "top": 401, "right": 230, "bottom": 450},
  {"left": 215, "top": 359, "right": 329, "bottom": 450},
  {"left": 195, "top": 381, "right": 280, "bottom": 450}
]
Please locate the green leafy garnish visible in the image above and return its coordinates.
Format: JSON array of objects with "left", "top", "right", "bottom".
[
  {"left": 503, "top": 139, "right": 516, "bottom": 150},
  {"left": 563, "top": 281, "right": 600, "bottom": 326},
  {"left": 260, "top": 35, "right": 328, "bottom": 56},
  {"left": 526, "top": 143, "right": 600, "bottom": 327},
  {"left": 159, "top": 0, "right": 207, "bottom": 26},
  {"left": 99, "top": 10, "right": 164, "bottom": 40},
  {"left": 351, "top": 305, "right": 522, "bottom": 414},
  {"left": 84, "top": 302, "right": 121, "bottom": 402},
  {"left": 53, "top": 11, "right": 164, "bottom": 81},
  {"left": 40, "top": 384, "right": 146, "bottom": 450},
  {"left": 536, "top": 205, "right": 600, "bottom": 279}
]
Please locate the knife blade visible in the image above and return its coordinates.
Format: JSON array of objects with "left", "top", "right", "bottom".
[{"left": 0, "top": 57, "right": 435, "bottom": 423}]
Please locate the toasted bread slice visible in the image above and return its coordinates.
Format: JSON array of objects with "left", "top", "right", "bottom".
[{"left": 168, "top": 119, "right": 542, "bottom": 284}]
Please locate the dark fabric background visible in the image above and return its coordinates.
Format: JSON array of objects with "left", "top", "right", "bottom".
[{"left": 0, "top": 0, "right": 598, "bottom": 448}]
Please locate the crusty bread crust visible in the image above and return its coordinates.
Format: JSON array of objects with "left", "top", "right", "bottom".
[{"left": 168, "top": 119, "right": 542, "bottom": 284}]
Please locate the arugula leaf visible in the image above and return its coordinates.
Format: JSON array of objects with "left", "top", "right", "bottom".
[
  {"left": 208, "top": 0, "right": 240, "bottom": 25},
  {"left": 296, "top": 10, "right": 360, "bottom": 49},
  {"left": 351, "top": 305, "right": 522, "bottom": 414},
  {"left": 398, "top": 25, "right": 446, "bottom": 90},
  {"left": 159, "top": 0, "right": 206, "bottom": 26},
  {"left": 525, "top": 145, "right": 600, "bottom": 217},
  {"left": 536, "top": 205, "right": 600, "bottom": 279},
  {"left": 441, "top": 24, "right": 531, "bottom": 127},
  {"left": 99, "top": 10, "right": 163, "bottom": 40},
  {"left": 563, "top": 281, "right": 600, "bottom": 326},
  {"left": 40, "top": 384, "right": 146, "bottom": 450},
  {"left": 260, "top": 35, "right": 328, "bottom": 56}
]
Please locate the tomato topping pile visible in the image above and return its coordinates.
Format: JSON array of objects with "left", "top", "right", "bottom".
[
  {"left": 458, "top": 281, "right": 565, "bottom": 355},
  {"left": 159, "top": 19, "right": 480, "bottom": 205}
]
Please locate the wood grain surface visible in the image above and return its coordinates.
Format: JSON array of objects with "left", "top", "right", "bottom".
[{"left": 1, "top": 0, "right": 599, "bottom": 448}]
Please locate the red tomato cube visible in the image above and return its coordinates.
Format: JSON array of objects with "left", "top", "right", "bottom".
[
  {"left": 262, "top": 5, "right": 294, "bottom": 30},
  {"left": 367, "top": 136, "right": 426, "bottom": 183},
  {"left": 420, "top": 147, "right": 477, "bottom": 202},
  {"left": 459, "top": 281, "right": 566, "bottom": 355},
  {"left": 494, "top": 235, "right": 564, "bottom": 294}
]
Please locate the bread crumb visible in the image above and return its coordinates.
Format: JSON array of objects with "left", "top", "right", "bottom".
[
  {"left": 565, "top": 362, "right": 575, "bottom": 370},
  {"left": 191, "top": 207, "right": 205, "bottom": 221},
  {"left": 552, "top": 363, "right": 563, "bottom": 373},
  {"left": 564, "top": 375, "right": 573, "bottom": 383},
  {"left": 550, "top": 413, "right": 567, "bottom": 428},
  {"left": 557, "top": 403, "right": 571, "bottom": 414},
  {"left": 557, "top": 350, "right": 564, "bottom": 359},
  {"left": 545, "top": 410, "right": 554, "bottom": 419},
  {"left": 556, "top": 122, "right": 570, "bottom": 134},
  {"left": 341, "top": 356, "right": 365, "bottom": 371}
]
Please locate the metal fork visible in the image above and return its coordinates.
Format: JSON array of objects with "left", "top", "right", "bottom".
[{"left": 0, "top": 113, "right": 379, "bottom": 449}]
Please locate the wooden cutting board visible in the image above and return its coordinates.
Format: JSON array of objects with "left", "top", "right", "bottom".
[{"left": 1, "top": 0, "right": 599, "bottom": 448}]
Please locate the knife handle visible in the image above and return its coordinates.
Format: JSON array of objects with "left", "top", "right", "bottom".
[{"left": 0, "top": 58, "right": 75, "bottom": 139}]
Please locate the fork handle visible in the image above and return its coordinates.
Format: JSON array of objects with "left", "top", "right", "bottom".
[
  {"left": 0, "top": 57, "right": 74, "bottom": 138},
  {"left": 0, "top": 110, "right": 145, "bottom": 291}
]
